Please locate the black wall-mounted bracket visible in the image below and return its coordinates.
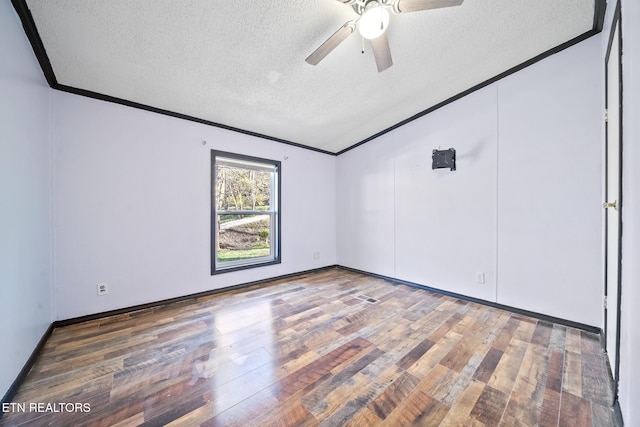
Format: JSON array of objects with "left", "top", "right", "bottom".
[{"left": 432, "top": 148, "right": 456, "bottom": 171}]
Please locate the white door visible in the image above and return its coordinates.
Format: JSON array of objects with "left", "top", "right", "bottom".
[{"left": 604, "top": 14, "right": 622, "bottom": 388}]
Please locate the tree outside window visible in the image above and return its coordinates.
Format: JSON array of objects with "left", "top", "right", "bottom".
[{"left": 211, "top": 151, "right": 280, "bottom": 273}]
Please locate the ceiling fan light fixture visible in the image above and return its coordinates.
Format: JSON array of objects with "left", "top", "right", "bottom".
[{"left": 358, "top": 2, "right": 390, "bottom": 40}]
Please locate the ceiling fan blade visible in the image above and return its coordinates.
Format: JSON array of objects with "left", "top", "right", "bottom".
[
  {"left": 394, "top": 0, "right": 463, "bottom": 13},
  {"left": 305, "top": 21, "right": 357, "bottom": 65},
  {"left": 370, "top": 33, "right": 393, "bottom": 73}
]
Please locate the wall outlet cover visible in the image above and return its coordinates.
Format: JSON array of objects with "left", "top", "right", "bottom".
[{"left": 97, "top": 283, "right": 109, "bottom": 296}]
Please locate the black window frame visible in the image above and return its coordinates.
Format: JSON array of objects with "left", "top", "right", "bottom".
[{"left": 211, "top": 150, "right": 281, "bottom": 275}]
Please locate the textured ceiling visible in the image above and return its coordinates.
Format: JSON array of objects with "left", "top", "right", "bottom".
[{"left": 21, "top": 0, "right": 600, "bottom": 154}]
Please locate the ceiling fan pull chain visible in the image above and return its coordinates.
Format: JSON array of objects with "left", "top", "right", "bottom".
[{"left": 362, "top": 36, "right": 365, "bottom": 54}]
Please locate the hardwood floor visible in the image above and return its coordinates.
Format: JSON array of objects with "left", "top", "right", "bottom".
[{"left": 1, "top": 268, "right": 616, "bottom": 426}]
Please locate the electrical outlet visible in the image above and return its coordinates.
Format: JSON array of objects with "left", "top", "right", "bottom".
[
  {"left": 97, "top": 283, "right": 109, "bottom": 296},
  {"left": 313, "top": 251, "right": 320, "bottom": 260},
  {"left": 475, "top": 273, "right": 485, "bottom": 284}
]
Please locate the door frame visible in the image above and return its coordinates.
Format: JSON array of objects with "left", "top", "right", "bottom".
[{"left": 603, "top": 0, "right": 623, "bottom": 404}]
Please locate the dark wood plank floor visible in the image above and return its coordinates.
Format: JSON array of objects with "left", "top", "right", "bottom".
[{"left": 1, "top": 268, "right": 616, "bottom": 426}]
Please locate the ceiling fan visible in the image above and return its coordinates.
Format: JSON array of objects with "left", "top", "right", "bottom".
[{"left": 306, "top": 0, "right": 464, "bottom": 72}]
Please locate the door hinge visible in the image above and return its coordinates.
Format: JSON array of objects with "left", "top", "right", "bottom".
[
  {"left": 605, "top": 109, "right": 609, "bottom": 123},
  {"left": 604, "top": 296, "right": 608, "bottom": 310}
]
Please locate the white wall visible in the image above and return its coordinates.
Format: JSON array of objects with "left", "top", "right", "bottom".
[
  {"left": 0, "top": 2, "right": 53, "bottom": 398},
  {"left": 337, "top": 85, "right": 498, "bottom": 303},
  {"left": 496, "top": 36, "right": 603, "bottom": 325},
  {"left": 336, "top": 136, "right": 396, "bottom": 277},
  {"left": 52, "top": 93, "right": 336, "bottom": 320},
  {"left": 337, "top": 36, "right": 603, "bottom": 327},
  {"left": 618, "top": 0, "right": 640, "bottom": 424},
  {"left": 394, "top": 87, "right": 498, "bottom": 302}
]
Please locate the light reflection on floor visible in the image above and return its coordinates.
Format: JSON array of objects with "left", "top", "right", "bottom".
[{"left": 189, "top": 299, "right": 278, "bottom": 415}]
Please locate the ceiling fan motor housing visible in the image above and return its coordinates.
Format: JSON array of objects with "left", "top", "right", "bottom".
[{"left": 352, "top": 0, "right": 394, "bottom": 16}]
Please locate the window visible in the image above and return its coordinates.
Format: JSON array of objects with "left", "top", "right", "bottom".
[{"left": 211, "top": 151, "right": 281, "bottom": 274}]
